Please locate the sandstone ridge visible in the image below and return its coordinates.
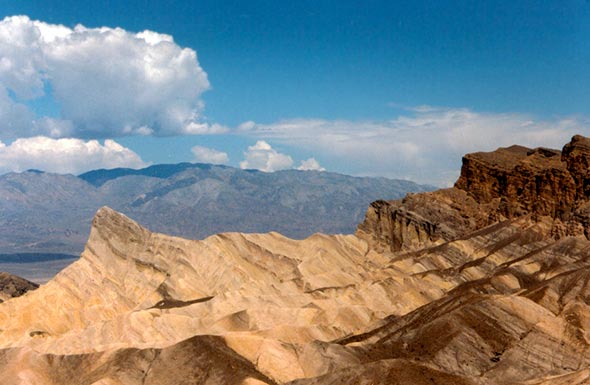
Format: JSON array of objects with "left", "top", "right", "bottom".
[{"left": 0, "top": 206, "right": 448, "bottom": 384}]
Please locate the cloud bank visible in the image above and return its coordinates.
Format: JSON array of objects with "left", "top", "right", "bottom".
[
  {"left": 239, "top": 108, "right": 590, "bottom": 185},
  {"left": 0, "top": 15, "right": 212, "bottom": 139},
  {"left": 0, "top": 137, "right": 146, "bottom": 175}
]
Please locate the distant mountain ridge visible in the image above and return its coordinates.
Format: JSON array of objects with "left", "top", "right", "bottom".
[
  {"left": 79, "top": 162, "right": 223, "bottom": 187},
  {"left": 0, "top": 163, "right": 433, "bottom": 255}
]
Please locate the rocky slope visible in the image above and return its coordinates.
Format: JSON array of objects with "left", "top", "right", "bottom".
[
  {"left": 0, "top": 272, "right": 38, "bottom": 302},
  {"left": 3, "top": 136, "right": 590, "bottom": 384}
]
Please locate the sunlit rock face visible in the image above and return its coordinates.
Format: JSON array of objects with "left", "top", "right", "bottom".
[{"left": 4, "top": 136, "right": 590, "bottom": 384}]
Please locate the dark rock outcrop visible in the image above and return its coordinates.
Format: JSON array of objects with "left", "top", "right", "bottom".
[
  {"left": 358, "top": 135, "right": 590, "bottom": 252},
  {"left": 0, "top": 272, "right": 38, "bottom": 302},
  {"left": 356, "top": 189, "right": 494, "bottom": 252}
]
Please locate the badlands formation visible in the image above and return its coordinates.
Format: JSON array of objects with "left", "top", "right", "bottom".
[{"left": 4, "top": 136, "right": 590, "bottom": 384}]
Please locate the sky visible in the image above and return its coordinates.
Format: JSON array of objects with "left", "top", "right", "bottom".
[{"left": 0, "top": 1, "right": 589, "bottom": 186}]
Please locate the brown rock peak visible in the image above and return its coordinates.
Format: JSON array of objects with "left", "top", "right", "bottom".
[
  {"left": 454, "top": 135, "right": 590, "bottom": 221},
  {"left": 562, "top": 134, "right": 590, "bottom": 197},
  {"left": 358, "top": 135, "right": 590, "bottom": 252}
]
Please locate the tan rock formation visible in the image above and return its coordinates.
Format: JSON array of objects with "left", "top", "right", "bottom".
[
  {"left": 0, "top": 206, "right": 449, "bottom": 384},
  {"left": 4, "top": 135, "right": 590, "bottom": 384}
]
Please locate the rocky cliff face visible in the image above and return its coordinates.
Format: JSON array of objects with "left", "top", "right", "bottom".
[
  {"left": 4, "top": 136, "right": 590, "bottom": 384},
  {"left": 455, "top": 136, "right": 590, "bottom": 226},
  {"left": 358, "top": 135, "right": 590, "bottom": 252}
]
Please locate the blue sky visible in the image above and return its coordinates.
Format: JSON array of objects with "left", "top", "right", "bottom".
[{"left": 0, "top": 1, "right": 589, "bottom": 185}]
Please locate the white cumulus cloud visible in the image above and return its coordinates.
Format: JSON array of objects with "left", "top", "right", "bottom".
[
  {"left": 0, "top": 136, "right": 147, "bottom": 174},
  {"left": 297, "top": 157, "right": 325, "bottom": 171},
  {"left": 191, "top": 145, "right": 229, "bottom": 164},
  {"left": 0, "top": 15, "right": 211, "bottom": 139},
  {"left": 238, "top": 108, "right": 590, "bottom": 186},
  {"left": 239, "top": 140, "right": 293, "bottom": 172}
]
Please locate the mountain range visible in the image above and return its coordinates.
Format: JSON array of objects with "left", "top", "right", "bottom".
[{"left": 0, "top": 163, "right": 432, "bottom": 256}]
